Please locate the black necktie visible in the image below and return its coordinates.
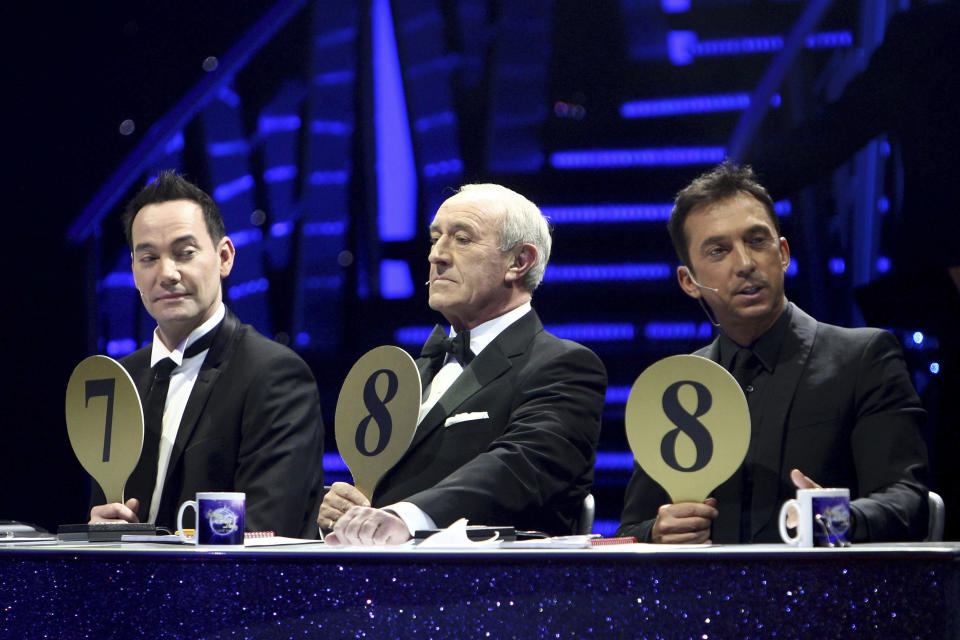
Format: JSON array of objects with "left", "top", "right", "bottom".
[
  {"left": 125, "top": 326, "right": 220, "bottom": 521},
  {"left": 729, "top": 347, "right": 763, "bottom": 541},
  {"left": 420, "top": 326, "right": 474, "bottom": 366},
  {"left": 126, "top": 357, "right": 177, "bottom": 520},
  {"left": 730, "top": 348, "right": 762, "bottom": 393}
]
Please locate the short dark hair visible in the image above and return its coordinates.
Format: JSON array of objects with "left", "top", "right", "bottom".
[
  {"left": 122, "top": 171, "right": 226, "bottom": 248},
  {"left": 667, "top": 161, "right": 779, "bottom": 267}
]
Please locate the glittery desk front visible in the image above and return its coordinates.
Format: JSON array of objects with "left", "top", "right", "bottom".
[{"left": 1, "top": 542, "right": 958, "bottom": 639}]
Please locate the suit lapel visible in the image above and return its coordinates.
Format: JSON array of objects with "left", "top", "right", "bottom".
[
  {"left": 161, "top": 309, "right": 240, "bottom": 492},
  {"left": 406, "top": 310, "right": 542, "bottom": 452},
  {"left": 749, "top": 304, "right": 817, "bottom": 539}
]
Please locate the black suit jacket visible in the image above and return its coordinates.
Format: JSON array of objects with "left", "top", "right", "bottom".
[
  {"left": 372, "top": 309, "right": 607, "bottom": 535},
  {"left": 618, "top": 304, "right": 929, "bottom": 543},
  {"left": 93, "top": 308, "right": 324, "bottom": 538}
]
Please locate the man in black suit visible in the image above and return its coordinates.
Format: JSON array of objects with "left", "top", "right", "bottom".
[
  {"left": 617, "top": 163, "right": 929, "bottom": 544},
  {"left": 321, "top": 183, "right": 607, "bottom": 545},
  {"left": 89, "top": 172, "right": 324, "bottom": 538}
]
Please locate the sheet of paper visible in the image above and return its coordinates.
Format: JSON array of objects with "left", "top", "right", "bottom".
[{"left": 417, "top": 519, "right": 502, "bottom": 548}]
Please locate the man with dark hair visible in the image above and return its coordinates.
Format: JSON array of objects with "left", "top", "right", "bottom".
[
  {"left": 90, "top": 171, "right": 325, "bottom": 538},
  {"left": 618, "top": 162, "right": 929, "bottom": 544},
  {"left": 319, "top": 183, "right": 606, "bottom": 546}
]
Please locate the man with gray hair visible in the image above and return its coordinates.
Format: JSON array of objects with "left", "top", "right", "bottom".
[{"left": 320, "top": 183, "right": 607, "bottom": 545}]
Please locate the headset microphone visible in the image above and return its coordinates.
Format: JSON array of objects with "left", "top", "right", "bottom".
[
  {"left": 425, "top": 280, "right": 431, "bottom": 286},
  {"left": 683, "top": 266, "right": 719, "bottom": 293},
  {"left": 683, "top": 266, "right": 721, "bottom": 327},
  {"left": 689, "top": 275, "right": 719, "bottom": 293}
]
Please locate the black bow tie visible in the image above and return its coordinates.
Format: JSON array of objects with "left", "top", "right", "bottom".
[
  {"left": 420, "top": 325, "right": 474, "bottom": 365},
  {"left": 149, "top": 322, "right": 221, "bottom": 391}
]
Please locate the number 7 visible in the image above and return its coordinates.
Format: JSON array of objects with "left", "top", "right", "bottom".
[{"left": 86, "top": 378, "right": 116, "bottom": 462}]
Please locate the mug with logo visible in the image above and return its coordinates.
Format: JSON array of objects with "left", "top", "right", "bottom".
[
  {"left": 177, "top": 492, "right": 245, "bottom": 548},
  {"left": 778, "top": 487, "right": 851, "bottom": 547}
]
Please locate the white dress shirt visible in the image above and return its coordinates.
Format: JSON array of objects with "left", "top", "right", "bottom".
[
  {"left": 145, "top": 303, "right": 225, "bottom": 524},
  {"left": 387, "top": 302, "right": 533, "bottom": 535}
]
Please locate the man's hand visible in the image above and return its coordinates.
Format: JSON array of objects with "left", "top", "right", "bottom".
[
  {"left": 89, "top": 498, "right": 140, "bottom": 524},
  {"left": 317, "top": 482, "right": 371, "bottom": 532},
  {"left": 787, "top": 468, "right": 832, "bottom": 529},
  {"left": 650, "top": 498, "right": 718, "bottom": 544},
  {"left": 324, "top": 507, "right": 412, "bottom": 546},
  {"left": 789, "top": 468, "right": 822, "bottom": 490}
]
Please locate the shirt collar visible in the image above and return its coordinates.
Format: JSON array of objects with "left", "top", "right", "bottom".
[
  {"left": 150, "top": 303, "right": 225, "bottom": 368},
  {"left": 449, "top": 301, "right": 532, "bottom": 359},
  {"left": 718, "top": 300, "right": 793, "bottom": 373}
]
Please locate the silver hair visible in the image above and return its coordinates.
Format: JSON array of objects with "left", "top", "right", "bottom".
[{"left": 457, "top": 183, "right": 552, "bottom": 291}]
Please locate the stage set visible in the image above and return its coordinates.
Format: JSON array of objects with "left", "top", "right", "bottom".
[{"left": 4, "top": 2, "right": 959, "bottom": 639}]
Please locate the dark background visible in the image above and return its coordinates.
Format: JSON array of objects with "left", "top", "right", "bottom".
[{"left": 3, "top": 3, "right": 267, "bottom": 528}]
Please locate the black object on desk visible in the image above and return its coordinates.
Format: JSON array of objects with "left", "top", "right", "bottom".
[
  {"left": 414, "top": 525, "right": 518, "bottom": 542},
  {"left": 58, "top": 522, "right": 157, "bottom": 542}
]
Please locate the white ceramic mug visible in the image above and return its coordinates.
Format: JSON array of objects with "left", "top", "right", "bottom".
[
  {"left": 778, "top": 488, "right": 851, "bottom": 547},
  {"left": 177, "top": 492, "right": 245, "bottom": 548}
]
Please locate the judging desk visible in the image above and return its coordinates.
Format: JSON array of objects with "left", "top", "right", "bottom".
[{"left": 1, "top": 540, "right": 958, "bottom": 639}]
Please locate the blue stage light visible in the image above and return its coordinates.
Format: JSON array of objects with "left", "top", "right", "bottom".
[
  {"left": 550, "top": 147, "right": 725, "bottom": 169},
  {"left": 164, "top": 131, "right": 184, "bottom": 154},
  {"left": 595, "top": 451, "right": 636, "bottom": 471},
  {"left": 227, "top": 277, "right": 269, "bottom": 300},
  {"left": 661, "top": 0, "right": 690, "bottom": 13},
  {"left": 930, "top": 362, "right": 940, "bottom": 375},
  {"left": 374, "top": 0, "right": 417, "bottom": 242},
  {"left": 213, "top": 174, "right": 255, "bottom": 202},
  {"left": 207, "top": 139, "right": 250, "bottom": 157},
  {"left": 542, "top": 200, "right": 790, "bottom": 224},
  {"left": 394, "top": 326, "right": 435, "bottom": 346},
  {"left": 422, "top": 157, "right": 463, "bottom": 178},
  {"left": 829, "top": 257, "right": 845, "bottom": 275},
  {"left": 270, "top": 221, "right": 293, "bottom": 238},
  {"left": 295, "top": 332, "right": 310, "bottom": 347},
  {"left": 263, "top": 165, "right": 297, "bottom": 183},
  {"left": 216, "top": 85, "right": 241, "bottom": 107},
  {"left": 258, "top": 114, "right": 301, "bottom": 134},
  {"left": 698, "top": 322, "right": 714, "bottom": 339},
  {"left": 592, "top": 519, "right": 621, "bottom": 537},
  {"left": 805, "top": 31, "right": 852, "bottom": 48},
  {"left": 380, "top": 259, "right": 414, "bottom": 299},
  {"left": 668, "top": 30, "right": 852, "bottom": 66},
  {"left": 543, "top": 204, "right": 674, "bottom": 223},
  {"left": 876, "top": 256, "right": 891, "bottom": 274},
  {"left": 106, "top": 339, "right": 138, "bottom": 357},
  {"left": 101, "top": 272, "right": 136, "bottom": 289},
  {"left": 644, "top": 322, "right": 702, "bottom": 340},
  {"left": 229, "top": 228, "right": 264, "bottom": 247},
  {"left": 913, "top": 331, "right": 924, "bottom": 345},
  {"left": 544, "top": 263, "right": 673, "bottom": 282},
  {"left": 620, "top": 93, "right": 781, "bottom": 119},
  {"left": 323, "top": 453, "right": 349, "bottom": 472},
  {"left": 414, "top": 110, "right": 456, "bottom": 133},
  {"left": 605, "top": 386, "right": 632, "bottom": 405},
  {"left": 544, "top": 324, "right": 635, "bottom": 342}
]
